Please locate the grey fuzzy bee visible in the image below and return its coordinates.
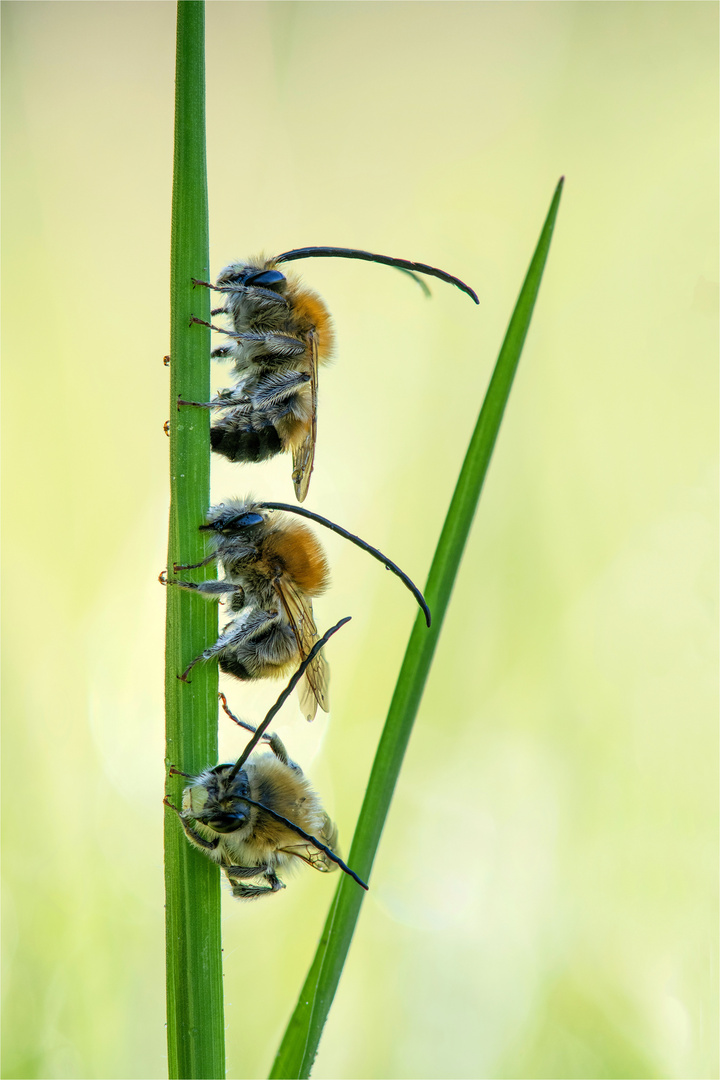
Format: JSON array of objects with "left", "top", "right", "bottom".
[
  {"left": 182, "top": 247, "right": 478, "bottom": 500},
  {"left": 162, "top": 497, "right": 431, "bottom": 720},
  {"left": 165, "top": 619, "right": 368, "bottom": 900}
]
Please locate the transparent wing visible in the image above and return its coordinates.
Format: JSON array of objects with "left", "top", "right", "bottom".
[
  {"left": 274, "top": 576, "right": 329, "bottom": 720},
  {"left": 291, "top": 328, "right": 318, "bottom": 503},
  {"left": 278, "top": 844, "right": 338, "bottom": 873}
]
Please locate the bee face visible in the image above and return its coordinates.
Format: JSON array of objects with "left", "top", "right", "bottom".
[
  {"left": 179, "top": 749, "right": 340, "bottom": 885},
  {"left": 182, "top": 766, "right": 252, "bottom": 834},
  {"left": 216, "top": 262, "right": 287, "bottom": 293},
  {"left": 201, "top": 505, "right": 265, "bottom": 535}
]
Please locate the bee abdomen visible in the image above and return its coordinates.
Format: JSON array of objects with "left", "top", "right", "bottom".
[
  {"left": 219, "top": 655, "right": 253, "bottom": 680},
  {"left": 211, "top": 419, "right": 283, "bottom": 463}
]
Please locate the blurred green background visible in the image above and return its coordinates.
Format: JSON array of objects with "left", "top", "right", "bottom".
[{"left": 2, "top": 2, "right": 717, "bottom": 1078}]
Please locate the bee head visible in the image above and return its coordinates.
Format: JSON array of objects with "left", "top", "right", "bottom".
[
  {"left": 200, "top": 501, "right": 265, "bottom": 536},
  {"left": 184, "top": 765, "right": 252, "bottom": 833},
  {"left": 216, "top": 263, "right": 286, "bottom": 292}
]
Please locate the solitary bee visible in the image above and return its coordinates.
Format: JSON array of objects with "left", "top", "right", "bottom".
[
  {"left": 165, "top": 619, "right": 368, "bottom": 899},
  {"left": 162, "top": 496, "right": 430, "bottom": 721},
  {"left": 184, "top": 246, "right": 478, "bottom": 500}
]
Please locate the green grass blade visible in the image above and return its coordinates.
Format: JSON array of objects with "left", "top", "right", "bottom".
[
  {"left": 270, "top": 177, "right": 564, "bottom": 1080},
  {"left": 164, "top": 3, "right": 225, "bottom": 1078}
]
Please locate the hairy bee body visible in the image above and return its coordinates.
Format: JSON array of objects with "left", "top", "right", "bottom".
[
  {"left": 180, "top": 734, "right": 339, "bottom": 899},
  {"left": 206, "top": 257, "right": 334, "bottom": 499},
  {"left": 212, "top": 607, "right": 299, "bottom": 683},
  {"left": 215, "top": 257, "right": 335, "bottom": 353},
  {"left": 204, "top": 498, "right": 329, "bottom": 599},
  {"left": 169, "top": 499, "right": 330, "bottom": 718},
  {"left": 209, "top": 372, "right": 312, "bottom": 464}
]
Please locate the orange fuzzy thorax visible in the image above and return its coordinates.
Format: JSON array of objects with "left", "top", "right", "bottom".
[
  {"left": 260, "top": 256, "right": 334, "bottom": 363},
  {"left": 264, "top": 520, "right": 329, "bottom": 597},
  {"left": 287, "top": 284, "right": 335, "bottom": 363}
]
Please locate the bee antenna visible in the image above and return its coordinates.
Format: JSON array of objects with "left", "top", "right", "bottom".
[
  {"left": 273, "top": 247, "right": 479, "bottom": 305},
  {"left": 228, "top": 616, "right": 351, "bottom": 780},
  {"left": 233, "top": 794, "right": 368, "bottom": 891},
  {"left": 259, "top": 502, "right": 432, "bottom": 628}
]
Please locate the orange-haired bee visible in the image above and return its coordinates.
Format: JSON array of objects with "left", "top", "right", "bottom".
[
  {"left": 184, "top": 247, "right": 478, "bottom": 500},
  {"left": 165, "top": 620, "right": 368, "bottom": 899},
  {"left": 162, "top": 496, "right": 430, "bottom": 721}
]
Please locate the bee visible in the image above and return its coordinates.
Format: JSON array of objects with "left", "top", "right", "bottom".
[
  {"left": 183, "top": 246, "right": 479, "bottom": 500},
  {"left": 162, "top": 496, "right": 431, "bottom": 721},
  {"left": 164, "top": 619, "right": 368, "bottom": 900}
]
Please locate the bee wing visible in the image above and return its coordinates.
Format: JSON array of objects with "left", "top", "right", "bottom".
[
  {"left": 291, "top": 328, "right": 318, "bottom": 503},
  {"left": 279, "top": 843, "right": 338, "bottom": 874},
  {"left": 274, "top": 577, "right": 329, "bottom": 720}
]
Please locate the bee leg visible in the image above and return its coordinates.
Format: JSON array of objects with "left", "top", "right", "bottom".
[
  {"left": 178, "top": 618, "right": 253, "bottom": 681},
  {"left": 239, "top": 610, "right": 281, "bottom": 643},
  {"left": 190, "top": 315, "right": 242, "bottom": 337},
  {"left": 177, "top": 398, "right": 214, "bottom": 409},
  {"left": 266, "top": 733, "right": 302, "bottom": 773},
  {"left": 225, "top": 865, "right": 285, "bottom": 898},
  {"left": 218, "top": 692, "right": 271, "bottom": 740},
  {"left": 163, "top": 797, "right": 220, "bottom": 852},
  {"left": 178, "top": 651, "right": 208, "bottom": 682},
  {"left": 172, "top": 554, "right": 218, "bottom": 572},
  {"left": 163, "top": 575, "right": 230, "bottom": 596},
  {"left": 171, "top": 580, "right": 239, "bottom": 599},
  {"left": 177, "top": 389, "right": 247, "bottom": 409}
]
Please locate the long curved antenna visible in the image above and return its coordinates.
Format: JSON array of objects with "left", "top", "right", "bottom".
[
  {"left": 233, "top": 794, "right": 368, "bottom": 891},
  {"left": 393, "top": 267, "right": 432, "bottom": 298},
  {"left": 274, "top": 246, "right": 479, "bottom": 305},
  {"left": 260, "top": 502, "right": 432, "bottom": 628},
  {"left": 228, "top": 616, "right": 351, "bottom": 779}
]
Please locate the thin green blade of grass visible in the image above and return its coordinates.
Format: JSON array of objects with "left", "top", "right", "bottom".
[
  {"left": 270, "top": 177, "right": 564, "bottom": 1080},
  {"left": 164, "top": 3, "right": 226, "bottom": 1078}
]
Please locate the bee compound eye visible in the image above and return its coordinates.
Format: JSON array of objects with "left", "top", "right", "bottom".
[
  {"left": 247, "top": 269, "right": 286, "bottom": 288},
  {"left": 207, "top": 811, "right": 247, "bottom": 833},
  {"left": 229, "top": 512, "right": 264, "bottom": 529}
]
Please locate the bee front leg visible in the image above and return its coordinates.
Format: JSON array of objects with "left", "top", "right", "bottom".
[
  {"left": 168, "top": 579, "right": 241, "bottom": 600},
  {"left": 171, "top": 553, "right": 218, "bottom": 572},
  {"left": 164, "top": 797, "right": 220, "bottom": 853}
]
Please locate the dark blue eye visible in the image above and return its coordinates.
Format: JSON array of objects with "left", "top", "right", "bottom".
[
  {"left": 246, "top": 269, "right": 285, "bottom": 288},
  {"left": 228, "top": 512, "right": 264, "bottom": 529}
]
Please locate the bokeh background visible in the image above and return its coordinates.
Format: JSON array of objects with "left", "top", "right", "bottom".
[{"left": 2, "top": 2, "right": 717, "bottom": 1078}]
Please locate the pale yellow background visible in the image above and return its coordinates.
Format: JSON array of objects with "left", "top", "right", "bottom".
[{"left": 2, "top": 3, "right": 717, "bottom": 1079}]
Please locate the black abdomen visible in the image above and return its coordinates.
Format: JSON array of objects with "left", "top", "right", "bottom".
[
  {"left": 211, "top": 421, "right": 283, "bottom": 463},
  {"left": 219, "top": 656, "right": 252, "bottom": 680}
]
